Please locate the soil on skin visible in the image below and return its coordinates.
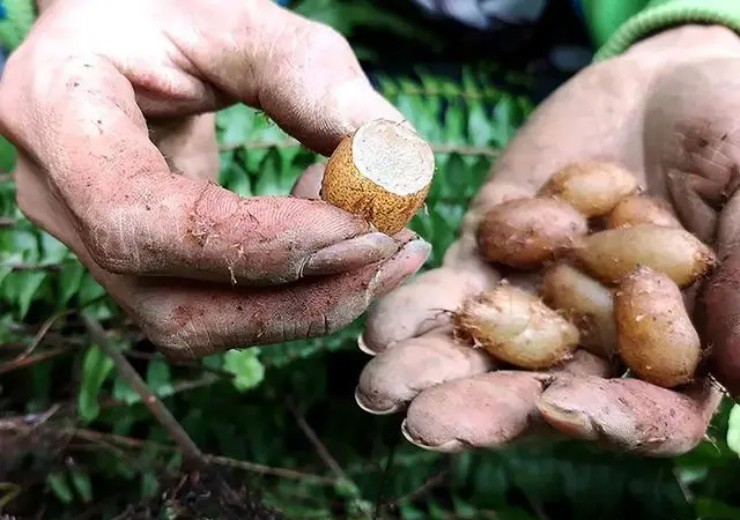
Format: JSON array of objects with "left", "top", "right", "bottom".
[{"left": 118, "top": 468, "right": 286, "bottom": 520}]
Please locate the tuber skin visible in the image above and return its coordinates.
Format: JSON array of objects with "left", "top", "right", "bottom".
[
  {"left": 606, "top": 195, "right": 682, "bottom": 229},
  {"left": 574, "top": 224, "right": 717, "bottom": 287},
  {"left": 539, "top": 161, "right": 639, "bottom": 217},
  {"left": 540, "top": 262, "right": 616, "bottom": 359},
  {"left": 615, "top": 266, "right": 701, "bottom": 388},
  {"left": 402, "top": 371, "right": 547, "bottom": 452},
  {"left": 477, "top": 197, "right": 588, "bottom": 270},
  {"left": 321, "top": 119, "right": 434, "bottom": 235},
  {"left": 453, "top": 284, "right": 579, "bottom": 370}
]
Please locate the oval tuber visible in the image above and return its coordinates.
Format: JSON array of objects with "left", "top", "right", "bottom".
[
  {"left": 540, "top": 262, "right": 616, "bottom": 359},
  {"left": 320, "top": 119, "right": 435, "bottom": 235},
  {"left": 574, "top": 224, "right": 716, "bottom": 286},
  {"left": 615, "top": 267, "right": 701, "bottom": 388},
  {"left": 606, "top": 195, "right": 682, "bottom": 229},
  {"left": 453, "top": 284, "right": 579, "bottom": 370},
  {"left": 539, "top": 161, "right": 639, "bottom": 217},
  {"left": 477, "top": 198, "right": 588, "bottom": 270}
]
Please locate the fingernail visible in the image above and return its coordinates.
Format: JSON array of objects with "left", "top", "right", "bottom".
[
  {"left": 401, "top": 419, "right": 465, "bottom": 453},
  {"left": 370, "top": 239, "right": 431, "bottom": 298},
  {"left": 354, "top": 387, "right": 402, "bottom": 415},
  {"left": 357, "top": 333, "right": 378, "bottom": 356},
  {"left": 303, "top": 232, "right": 399, "bottom": 276},
  {"left": 537, "top": 400, "right": 598, "bottom": 440},
  {"left": 392, "top": 228, "right": 418, "bottom": 242}
]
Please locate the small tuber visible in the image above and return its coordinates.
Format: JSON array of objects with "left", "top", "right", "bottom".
[
  {"left": 615, "top": 266, "right": 701, "bottom": 388},
  {"left": 453, "top": 284, "right": 579, "bottom": 370},
  {"left": 574, "top": 224, "right": 716, "bottom": 287},
  {"left": 606, "top": 195, "right": 682, "bottom": 229},
  {"left": 320, "top": 119, "right": 435, "bottom": 235},
  {"left": 540, "top": 262, "right": 616, "bottom": 359},
  {"left": 539, "top": 161, "right": 639, "bottom": 217},
  {"left": 477, "top": 197, "right": 588, "bottom": 270}
]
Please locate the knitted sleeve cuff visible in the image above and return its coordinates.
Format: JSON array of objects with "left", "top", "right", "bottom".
[
  {"left": 0, "top": 0, "right": 36, "bottom": 50},
  {"left": 594, "top": 0, "right": 740, "bottom": 61}
]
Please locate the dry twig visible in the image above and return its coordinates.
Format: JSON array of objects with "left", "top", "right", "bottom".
[
  {"left": 219, "top": 139, "right": 500, "bottom": 158},
  {"left": 81, "top": 313, "right": 208, "bottom": 470},
  {"left": 285, "top": 397, "right": 351, "bottom": 484}
]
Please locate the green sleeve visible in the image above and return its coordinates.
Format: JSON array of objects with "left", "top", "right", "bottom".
[
  {"left": 0, "top": 0, "right": 36, "bottom": 50},
  {"left": 580, "top": 0, "right": 651, "bottom": 49},
  {"left": 588, "top": 0, "right": 740, "bottom": 61}
]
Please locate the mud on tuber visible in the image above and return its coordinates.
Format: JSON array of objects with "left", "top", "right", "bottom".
[{"left": 455, "top": 160, "right": 718, "bottom": 390}]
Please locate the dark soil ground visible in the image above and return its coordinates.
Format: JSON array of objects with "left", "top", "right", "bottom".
[{"left": 116, "top": 468, "right": 286, "bottom": 520}]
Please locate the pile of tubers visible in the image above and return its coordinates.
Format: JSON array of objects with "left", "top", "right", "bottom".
[
  {"left": 456, "top": 161, "right": 717, "bottom": 389},
  {"left": 319, "top": 121, "right": 716, "bottom": 390}
]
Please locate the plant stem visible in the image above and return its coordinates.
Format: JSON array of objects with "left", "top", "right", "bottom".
[
  {"left": 285, "top": 397, "right": 351, "bottom": 483},
  {"left": 81, "top": 312, "right": 208, "bottom": 470}
]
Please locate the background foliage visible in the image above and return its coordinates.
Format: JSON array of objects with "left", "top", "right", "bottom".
[{"left": 1, "top": 1, "right": 740, "bottom": 519}]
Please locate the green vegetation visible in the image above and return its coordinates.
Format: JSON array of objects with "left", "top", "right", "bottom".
[{"left": 1, "top": 1, "right": 740, "bottom": 518}]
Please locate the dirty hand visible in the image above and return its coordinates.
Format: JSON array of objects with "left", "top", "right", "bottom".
[
  {"left": 354, "top": 25, "right": 740, "bottom": 456},
  {"left": 0, "top": 0, "right": 430, "bottom": 360}
]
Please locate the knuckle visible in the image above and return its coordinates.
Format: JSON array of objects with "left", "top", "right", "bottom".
[
  {"left": 301, "top": 21, "right": 353, "bottom": 58},
  {"left": 136, "top": 299, "right": 205, "bottom": 361},
  {"left": 79, "top": 205, "right": 142, "bottom": 274}
]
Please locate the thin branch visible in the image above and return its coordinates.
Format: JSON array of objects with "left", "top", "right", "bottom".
[
  {"left": 0, "top": 217, "right": 16, "bottom": 228},
  {"left": 206, "top": 455, "right": 336, "bottom": 485},
  {"left": 219, "top": 138, "right": 299, "bottom": 152},
  {"left": 0, "top": 417, "right": 337, "bottom": 486},
  {"left": 98, "top": 373, "right": 224, "bottom": 412},
  {"left": 285, "top": 397, "right": 351, "bottom": 484},
  {"left": 0, "top": 174, "right": 11, "bottom": 183},
  {"left": 388, "top": 470, "right": 448, "bottom": 506},
  {"left": 8, "top": 309, "right": 72, "bottom": 363},
  {"left": 124, "top": 350, "right": 236, "bottom": 379},
  {"left": 218, "top": 139, "right": 500, "bottom": 158},
  {"left": 67, "top": 427, "right": 337, "bottom": 486},
  {"left": 8, "top": 263, "right": 62, "bottom": 272},
  {"left": 0, "top": 345, "right": 74, "bottom": 375},
  {"left": 81, "top": 312, "right": 207, "bottom": 470}
]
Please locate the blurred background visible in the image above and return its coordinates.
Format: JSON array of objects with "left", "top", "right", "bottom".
[{"left": 1, "top": 0, "right": 740, "bottom": 519}]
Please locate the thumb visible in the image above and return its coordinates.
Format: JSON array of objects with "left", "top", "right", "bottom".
[
  {"left": 179, "top": 0, "right": 406, "bottom": 155},
  {"left": 698, "top": 188, "right": 740, "bottom": 397}
]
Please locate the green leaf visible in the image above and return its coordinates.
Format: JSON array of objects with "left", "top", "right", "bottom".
[
  {"left": 140, "top": 471, "right": 160, "bottom": 499},
  {"left": 113, "top": 375, "right": 141, "bottom": 406},
  {"left": 47, "top": 472, "right": 74, "bottom": 504},
  {"left": 253, "top": 148, "right": 284, "bottom": 196},
  {"left": 70, "top": 467, "right": 93, "bottom": 503},
  {"left": 217, "top": 104, "right": 255, "bottom": 145},
  {"left": 0, "top": 252, "right": 22, "bottom": 286},
  {"left": 695, "top": 497, "right": 740, "bottom": 519},
  {"left": 333, "top": 477, "right": 360, "bottom": 499},
  {"left": 0, "top": 135, "right": 17, "bottom": 172},
  {"left": 78, "top": 345, "right": 115, "bottom": 423},
  {"left": 726, "top": 404, "right": 740, "bottom": 456},
  {"left": 15, "top": 271, "right": 48, "bottom": 319},
  {"left": 59, "top": 260, "right": 86, "bottom": 306},
  {"left": 40, "top": 232, "right": 70, "bottom": 264},
  {"left": 223, "top": 349, "right": 265, "bottom": 392},
  {"left": 147, "top": 359, "right": 174, "bottom": 397},
  {"left": 78, "top": 272, "right": 107, "bottom": 305}
]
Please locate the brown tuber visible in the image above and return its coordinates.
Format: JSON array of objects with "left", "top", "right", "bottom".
[
  {"left": 320, "top": 119, "right": 435, "bottom": 235},
  {"left": 477, "top": 197, "right": 588, "bottom": 270},
  {"left": 574, "top": 224, "right": 716, "bottom": 287},
  {"left": 615, "top": 267, "right": 701, "bottom": 388},
  {"left": 539, "top": 161, "right": 639, "bottom": 217},
  {"left": 540, "top": 262, "right": 616, "bottom": 359},
  {"left": 606, "top": 195, "right": 682, "bottom": 229},
  {"left": 453, "top": 284, "right": 579, "bottom": 370}
]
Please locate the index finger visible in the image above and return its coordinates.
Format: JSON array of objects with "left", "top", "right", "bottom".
[{"left": 0, "top": 55, "right": 403, "bottom": 285}]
